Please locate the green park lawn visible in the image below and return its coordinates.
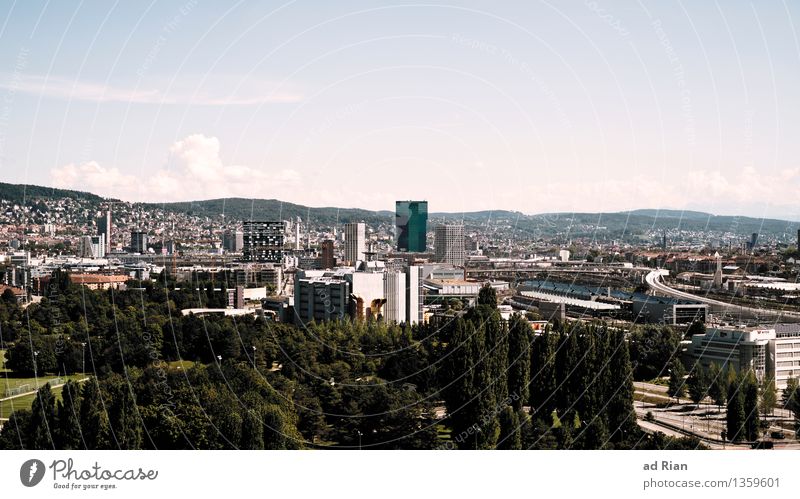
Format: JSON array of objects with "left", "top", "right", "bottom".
[
  {"left": 0, "top": 384, "right": 65, "bottom": 419},
  {"left": 1, "top": 373, "right": 86, "bottom": 396}
]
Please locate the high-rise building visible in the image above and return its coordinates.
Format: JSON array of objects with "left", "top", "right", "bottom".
[
  {"left": 383, "top": 272, "right": 406, "bottom": 324},
  {"left": 97, "top": 210, "right": 112, "bottom": 253},
  {"left": 405, "top": 265, "right": 423, "bottom": 325},
  {"left": 435, "top": 224, "right": 465, "bottom": 266},
  {"left": 243, "top": 221, "right": 286, "bottom": 263},
  {"left": 223, "top": 230, "right": 244, "bottom": 252},
  {"left": 395, "top": 200, "right": 428, "bottom": 252},
  {"left": 344, "top": 222, "right": 366, "bottom": 264},
  {"left": 750, "top": 232, "right": 758, "bottom": 250},
  {"left": 131, "top": 231, "right": 148, "bottom": 253},
  {"left": 320, "top": 239, "right": 335, "bottom": 269},
  {"left": 79, "top": 235, "right": 106, "bottom": 258},
  {"left": 295, "top": 217, "right": 302, "bottom": 250}
]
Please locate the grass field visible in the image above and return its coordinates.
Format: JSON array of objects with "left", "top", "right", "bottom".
[
  {"left": 1, "top": 373, "right": 86, "bottom": 397},
  {"left": 0, "top": 385, "right": 66, "bottom": 419},
  {"left": 167, "top": 360, "right": 195, "bottom": 370}
]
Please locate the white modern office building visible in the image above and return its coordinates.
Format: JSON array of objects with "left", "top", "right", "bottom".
[{"left": 688, "top": 324, "right": 800, "bottom": 390}]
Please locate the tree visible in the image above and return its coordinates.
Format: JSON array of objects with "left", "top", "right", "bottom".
[
  {"left": 497, "top": 406, "right": 522, "bottom": 450},
  {"left": 686, "top": 364, "right": 710, "bottom": 406},
  {"left": 0, "top": 409, "right": 31, "bottom": 450},
  {"left": 507, "top": 315, "right": 531, "bottom": 411},
  {"left": 56, "top": 381, "right": 83, "bottom": 449},
  {"left": 628, "top": 326, "right": 682, "bottom": 381},
  {"left": 759, "top": 377, "right": 777, "bottom": 419},
  {"left": 783, "top": 377, "right": 800, "bottom": 438},
  {"left": 707, "top": 362, "right": 727, "bottom": 411},
  {"left": 726, "top": 373, "right": 745, "bottom": 442},
  {"left": 685, "top": 321, "right": 706, "bottom": 339},
  {"left": 606, "top": 329, "right": 637, "bottom": 443},
  {"left": 666, "top": 358, "right": 686, "bottom": 402},
  {"left": 530, "top": 329, "right": 558, "bottom": 418},
  {"left": 28, "top": 384, "right": 57, "bottom": 449},
  {"left": 742, "top": 370, "right": 760, "bottom": 441},
  {"left": 477, "top": 284, "right": 497, "bottom": 308},
  {"left": 783, "top": 377, "right": 800, "bottom": 415}
]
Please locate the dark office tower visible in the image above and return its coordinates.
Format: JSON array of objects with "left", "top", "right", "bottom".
[
  {"left": 131, "top": 231, "right": 148, "bottom": 253},
  {"left": 662, "top": 231, "right": 667, "bottom": 250},
  {"left": 797, "top": 229, "right": 800, "bottom": 249},
  {"left": 97, "top": 210, "right": 112, "bottom": 253},
  {"left": 395, "top": 200, "right": 428, "bottom": 252},
  {"left": 751, "top": 232, "right": 758, "bottom": 249},
  {"left": 320, "top": 239, "right": 335, "bottom": 269},
  {"left": 243, "top": 221, "right": 286, "bottom": 263}
]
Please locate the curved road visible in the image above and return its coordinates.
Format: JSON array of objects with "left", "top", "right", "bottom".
[{"left": 645, "top": 270, "right": 800, "bottom": 322}]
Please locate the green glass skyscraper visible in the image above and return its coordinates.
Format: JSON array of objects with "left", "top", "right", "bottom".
[{"left": 395, "top": 200, "right": 428, "bottom": 252}]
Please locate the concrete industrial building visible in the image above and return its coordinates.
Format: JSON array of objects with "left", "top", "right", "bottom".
[
  {"left": 434, "top": 224, "right": 465, "bottom": 266},
  {"left": 395, "top": 200, "right": 428, "bottom": 252},
  {"left": 344, "top": 222, "right": 366, "bottom": 264},
  {"left": 243, "top": 221, "right": 285, "bottom": 263}
]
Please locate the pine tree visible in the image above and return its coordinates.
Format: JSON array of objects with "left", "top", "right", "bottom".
[
  {"left": 726, "top": 373, "right": 745, "bottom": 442},
  {"left": 79, "top": 378, "right": 113, "bottom": 449},
  {"left": 507, "top": 315, "right": 531, "bottom": 411},
  {"left": 759, "top": 377, "right": 777, "bottom": 419},
  {"left": 743, "top": 370, "right": 760, "bottom": 441},
  {"left": 497, "top": 406, "right": 521, "bottom": 449},
  {"left": 470, "top": 320, "right": 498, "bottom": 448},
  {"left": 28, "top": 383, "right": 57, "bottom": 449},
  {"left": 707, "top": 362, "right": 727, "bottom": 411},
  {"left": 687, "top": 363, "right": 710, "bottom": 406},
  {"left": 667, "top": 358, "right": 686, "bottom": 402},
  {"left": 240, "top": 410, "right": 264, "bottom": 449},
  {"left": 530, "top": 329, "right": 557, "bottom": 418},
  {"left": 56, "top": 380, "right": 83, "bottom": 449},
  {"left": 606, "top": 329, "right": 637, "bottom": 443}
]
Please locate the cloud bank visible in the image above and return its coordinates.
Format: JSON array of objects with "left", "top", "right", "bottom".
[{"left": 50, "top": 134, "right": 301, "bottom": 202}]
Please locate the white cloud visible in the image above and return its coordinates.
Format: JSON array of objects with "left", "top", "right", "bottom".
[
  {"left": 0, "top": 73, "right": 302, "bottom": 105},
  {"left": 50, "top": 134, "right": 302, "bottom": 202}
]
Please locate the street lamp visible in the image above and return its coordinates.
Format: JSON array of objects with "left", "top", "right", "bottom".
[
  {"left": 251, "top": 346, "right": 257, "bottom": 369},
  {"left": 356, "top": 429, "right": 363, "bottom": 450},
  {"left": 81, "top": 342, "right": 86, "bottom": 374},
  {"left": 33, "top": 350, "right": 39, "bottom": 378}
]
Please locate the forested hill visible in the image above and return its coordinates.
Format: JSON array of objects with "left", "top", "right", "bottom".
[
  {"left": 149, "top": 198, "right": 394, "bottom": 226},
  {"left": 0, "top": 182, "right": 106, "bottom": 204}
]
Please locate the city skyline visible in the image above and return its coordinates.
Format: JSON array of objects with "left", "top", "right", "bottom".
[{"left": 0, "top": 1, "right": 797, "bottom": 219}]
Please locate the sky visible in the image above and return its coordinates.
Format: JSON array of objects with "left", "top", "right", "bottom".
[{"left": 0, "top": 1, "right": 798, "bottom": 219}]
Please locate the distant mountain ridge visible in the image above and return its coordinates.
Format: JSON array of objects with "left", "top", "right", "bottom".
[{"left": 1, "top": 182, "right": 797, "bottom": 238}]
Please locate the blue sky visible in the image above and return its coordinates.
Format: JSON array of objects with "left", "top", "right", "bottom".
[{"left": 0, "top": 1, "right": 798, "bottom": 219}]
